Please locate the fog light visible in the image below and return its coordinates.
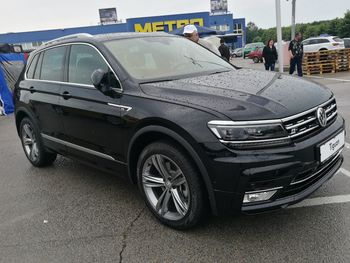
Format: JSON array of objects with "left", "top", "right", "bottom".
[{"left": 243, "top": 189, "right": 278, "bottom": 203}]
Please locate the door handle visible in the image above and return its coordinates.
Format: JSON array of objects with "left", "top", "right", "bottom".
[
  {"left": 61, "top": 91, "right": 72, "bottom": 100},
  {"left": 29, "top": 87, "right": 36, "bottom": 94}
]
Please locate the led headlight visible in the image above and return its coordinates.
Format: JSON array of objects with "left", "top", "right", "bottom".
[{"left": 208, "top": 120, "right": 291, "bottom": 149}]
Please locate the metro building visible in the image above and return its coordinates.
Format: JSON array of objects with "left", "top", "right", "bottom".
[{"left": 0, "top": 11, "right": 246, "bottom": 51}]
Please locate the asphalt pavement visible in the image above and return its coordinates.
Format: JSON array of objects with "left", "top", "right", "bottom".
[{"left": 0, "top": 64, "right": 350, "bottom": 262}]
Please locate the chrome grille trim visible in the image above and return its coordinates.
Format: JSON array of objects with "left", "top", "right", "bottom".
[{"left": 282, "top": 98, "right": 337, "bottom": 139}]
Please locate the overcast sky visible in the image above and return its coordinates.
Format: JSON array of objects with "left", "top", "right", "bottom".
[{"left": 0, "top": 0, "right": 349, "bottom": 34}]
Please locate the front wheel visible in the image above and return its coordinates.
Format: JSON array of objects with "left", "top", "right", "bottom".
[{"left": 137, "top": 141, "right": 206, "bottom": 229}]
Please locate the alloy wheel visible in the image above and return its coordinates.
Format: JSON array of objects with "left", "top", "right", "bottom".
[
  {"left": 142, "top": 154, "right": 190, "bottom": 221},
  {"left": 21, "top": 123, "right": 39, "bottom": 162}
]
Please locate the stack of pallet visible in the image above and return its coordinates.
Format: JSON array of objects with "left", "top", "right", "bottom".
[{"left": 302, "top": 48, "right": 350, "bottom": 75}]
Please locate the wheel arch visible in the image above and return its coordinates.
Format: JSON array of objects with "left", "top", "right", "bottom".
[
  {"left": 127, "top": 124, "right": 218, "bottom": 215},
  {"left": 15, "top": 107, "right": 39, "bottom": 136}
]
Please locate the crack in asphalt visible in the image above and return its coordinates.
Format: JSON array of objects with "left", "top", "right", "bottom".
[{"left": 119, "top": 207, "right": 146, "bottom": 263}]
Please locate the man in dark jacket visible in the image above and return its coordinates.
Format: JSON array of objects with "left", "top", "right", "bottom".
[
  {"left": 289, "top": 32, "right": 304, "bottom": 77},
  {"left": 218, "top": 39, "right": 230, "bottom": 62}
]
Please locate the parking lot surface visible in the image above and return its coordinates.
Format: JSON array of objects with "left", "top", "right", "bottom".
[{"left": 1, "top": 68, "right": 350, "bottom": 262}]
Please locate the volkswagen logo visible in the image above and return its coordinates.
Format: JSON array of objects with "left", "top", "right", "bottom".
[{"left": 317, "top": 107, "right": 327, "bottom": 127}]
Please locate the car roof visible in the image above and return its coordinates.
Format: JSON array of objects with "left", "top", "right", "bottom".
[
  {"left": 304, "top": 36, "right": 338, "bottom": 40},
  {"left": 33, "top": 32, "right": 173, "bottom": 53}
]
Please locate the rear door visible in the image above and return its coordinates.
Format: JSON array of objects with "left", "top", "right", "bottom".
[
  {"left": 21, "top": 46, "right": 68, "bottom": 154},
  {"left": 59, "top": 43, "right": 126, "bottom": 172}
]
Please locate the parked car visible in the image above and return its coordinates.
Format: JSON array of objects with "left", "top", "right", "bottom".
[
  {"left": 243, "top": 42, "right": 264, "bottom": 58},
  {"left": 231, "top": 48, "right": 243, "bottom": 58},
  {"left": 14, "top": 33, "right": 345, "bottom": 229},
  {"left": 302, "top": 36, "right": 345, "bottom": 53},
  {"left": 343, "top": 38, "right": 350, "bottom": 48},
  {"left": 247, "top": 47, "right": 263, "bottom": 63}
]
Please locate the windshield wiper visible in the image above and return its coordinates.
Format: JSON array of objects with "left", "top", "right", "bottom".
[
  {"left": 184, "top": 55, "right": 203, "bottom": 68},
  {"left": 183, "top": 56, "right": 233, "bottom": 70}
]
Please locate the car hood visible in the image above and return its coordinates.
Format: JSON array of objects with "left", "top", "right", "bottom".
[{"left": 140, "top": 69, "right": 333, "bottom": 121}]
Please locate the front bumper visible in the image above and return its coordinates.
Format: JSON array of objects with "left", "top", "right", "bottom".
[{"left": 201, "top": 115, "right": 345, "bottom": 215}]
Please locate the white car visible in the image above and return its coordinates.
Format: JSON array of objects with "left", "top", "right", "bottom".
[{"left": 302, "top": 36, "right": 345, "bottom": 53}]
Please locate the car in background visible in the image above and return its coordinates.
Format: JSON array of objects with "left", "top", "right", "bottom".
[
  {"left": 343, "top": 38, "right": 350, "bottom": 48},
  {"left": 247, "top": 47, "right": 263, "bottom": 63},
  {"left": 231, "top": 48, "right": 243, "bottom": 58},
  {"left": 302, "top": 36, "right": 345, "bottom": 53},
  {"left": 243, "top": 42, "right": 264, "bottom": 58}
]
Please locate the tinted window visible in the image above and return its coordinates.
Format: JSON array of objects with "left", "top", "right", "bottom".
[
  {"left": 68, "top": 45, "right": 109, "bottom": 85},
  {"left": 40, "top": 46, "right": 67, "bottom": 82},
  {"left": 303, "top": 40, "right": 310, "bottom": 45},
  {"left": 333, "top": 37, "right": 342, "bottom": 43},
  {"left": 317, "top": 39, "right": 329, "bottom": 44},
  {"left": 26, "top": 54, "right": 39, "bottom": 79},
  {"left": 34, "top": 53, "right": 43, "bottom": 79}
]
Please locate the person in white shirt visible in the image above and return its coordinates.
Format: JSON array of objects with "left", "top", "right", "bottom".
[{"left": 183, "top": 25, "right": 221, "bottom": 56}]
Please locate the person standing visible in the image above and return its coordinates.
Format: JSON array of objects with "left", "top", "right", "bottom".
[
  {"left": 262, "top": 39, "right": 278, "bottom": 71},
  {"left": 183, "top": 25, "right": 221, "bottom": 56},
  {"left": 289, "top": 32, "right": 304, "bottom": 77},
  {"left": 218, "top": 39, "right": 231, "bottom": 62}
]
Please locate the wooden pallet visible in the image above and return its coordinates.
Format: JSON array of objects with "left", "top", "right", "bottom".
[{"left": 303, "top": 49, "right": 350, "bottom": 75}]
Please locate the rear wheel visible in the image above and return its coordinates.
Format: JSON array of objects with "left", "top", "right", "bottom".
[
  {"left": 137, "top": 141, "right": 206, "bottom": 229},
  {"left": 253, "top": 57, "right": 259, "bottom": 63},
  {"left": 20, "top": 118, "right": 57, "bottom": 167}
]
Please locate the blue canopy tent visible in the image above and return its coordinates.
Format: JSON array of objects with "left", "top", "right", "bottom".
[
  {"left": 169, "top": 25, "right": 225, "bottom": 37},
  {"left": 0, "top": 53, "right": 26, "bottom": 115}
]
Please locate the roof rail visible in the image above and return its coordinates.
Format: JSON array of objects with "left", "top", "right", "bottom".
[{"left": 43, "top": 33, "right": 93, "bottom": 46}]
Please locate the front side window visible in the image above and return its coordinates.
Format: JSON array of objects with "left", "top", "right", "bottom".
[
  {"left": 104, "top": 36, "right": 233, "bottom": 82},
  {"left": 68, "top": 44, "right": 109, "bottom": 85},
  {"left": 40, "top": 46, "right": 67, "bottom": 82}
]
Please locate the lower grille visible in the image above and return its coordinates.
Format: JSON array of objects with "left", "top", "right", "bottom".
[{"left": 278, "top": 152, "right": 341, "bottom": 198}]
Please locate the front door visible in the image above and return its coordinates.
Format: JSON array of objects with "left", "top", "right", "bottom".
[{"left": 59, "top": 43, "right": 126, "bottom": 172}]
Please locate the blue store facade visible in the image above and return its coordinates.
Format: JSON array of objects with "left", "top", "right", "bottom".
[{"left": 0, "top": 11, "right": 246, "bottom": 50}]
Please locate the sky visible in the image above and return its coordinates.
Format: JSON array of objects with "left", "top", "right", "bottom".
[{"left": 0, "top": 0, "right": 349, "bottom": 34}]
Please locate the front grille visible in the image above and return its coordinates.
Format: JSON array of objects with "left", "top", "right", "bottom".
[{"left": 283, "top": 98, "right": 337, "bottom": 140}]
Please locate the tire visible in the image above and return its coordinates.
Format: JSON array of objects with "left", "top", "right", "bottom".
[
  {"left": 232, "top": 54, "right": 237, "bottom": 58},
  {"left": 20, "top": 117, "right": 57, "bottom": 167},
  {"left": 253, "top": 57, "right": 259, "bottom": 63},
  {"left": 137, "top": 141, "right": 206, "bottom": 230}
]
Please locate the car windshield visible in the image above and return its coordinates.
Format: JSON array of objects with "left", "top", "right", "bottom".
[{"left": 104, "top": 36, "right": 233, "bottom": 82}]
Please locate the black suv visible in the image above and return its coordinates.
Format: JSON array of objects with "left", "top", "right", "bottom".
[{"left": 14, "top": 33, "right": 345, "bottom": 229}]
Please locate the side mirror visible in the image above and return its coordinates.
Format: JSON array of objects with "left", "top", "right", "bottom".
[
  {"left": 91, "top": 68, "right": 106, "bottom": 88},
  {"left": 91, "top": 69, "right": 120, "bottom": 98}
]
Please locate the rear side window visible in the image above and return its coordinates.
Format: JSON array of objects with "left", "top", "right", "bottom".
[
  {"left": 34, "top": 53, "right": 43, "bottom": 79},
  {"left": 26, "top": 54, "right": 39, "bottom": 79},
  {"left": 317, "top": 39, "right": 329, "bottom": 44},
  {"left": 68, "top": 44, "right": 109, "bottom": 85},
  {"left": 40, "top": 46, "right": 67, "bottom": 82},
  {"left": 333, "top": 37, "right": 342, "bottom": 43}
]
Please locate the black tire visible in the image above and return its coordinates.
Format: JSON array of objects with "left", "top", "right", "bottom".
[
  {"left": 253, "top": 57, "right": 259, "bottom": 63},
  {"left": 137, "top": 140, "right": 206, "bottom": 230},
  {"left": 232, "top": 54, "right": 237, "bottom": 58},
  {"left": 19, "top": 117, "right": 57, "bottom": 167}
]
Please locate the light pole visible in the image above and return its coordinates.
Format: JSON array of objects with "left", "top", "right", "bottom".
[
  {"left": 291, "top": 0, "right": 296, "bottom": 40},
  {"left": 275, "top": 0, "right": 284, "bottom": 73}
]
